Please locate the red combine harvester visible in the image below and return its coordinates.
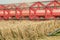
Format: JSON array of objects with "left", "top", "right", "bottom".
[{"left": 0, "top": 0, "right": 60, "bottom": 20}]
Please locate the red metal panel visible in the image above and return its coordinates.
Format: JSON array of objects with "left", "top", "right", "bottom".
[
  {"left": 0, "top": 5, "right": 5, "bottom": 16},
  {"left": 35, "top": 9, "right": 45, "bottom": 16},
  {"left": 46, "top": 0, "right": 60, "bottom": 19},
  {"left": 6, "top": 4, "right": 16, "bottom": 17},
  {"left": 22, "top": 8, "right": 29, "bottom": 16},
  {"left": 45, "top": 7, "right": 54, "bottom": 19},
  {"left": 0, "top": 5, "right": 5, "bottom": 19},
  {"left": 9, "top": 10, "right": 16, "bottom": 16},
  {"left": 29, "top": 8, "right": 35, "bottom": 19},
  {"left": 4, "top": 10, "right": 9, "bottom": 19},
  {"left": 52, "top": 9, "right": 60, "bottom": 16},
  {"left": 18, "top": 3, "right": 29, "bottom": 18},
  {"left": 16, "top": 8, "right": 22, "bottom": 19},
  {"left": 29, "top": 2, "right": 45, "bottom": 19},
  {"left": 0, "top": 10, "right": 4, "bottom": 16},
  {"left": 0, "top": 5, "right": 5, "bottom": 9}
]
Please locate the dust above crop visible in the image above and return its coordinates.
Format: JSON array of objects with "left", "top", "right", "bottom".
[{"left": 0, "top": 20, "right": 60, "bottom": 40}]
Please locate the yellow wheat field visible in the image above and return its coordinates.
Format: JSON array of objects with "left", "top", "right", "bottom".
[{"left": 0, "top": 20, "right": 60, "bottom": 40}]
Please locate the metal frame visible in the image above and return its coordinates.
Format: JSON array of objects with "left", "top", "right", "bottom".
[
  {"left": 0, "top": 0, "right": 60, "bottom": 20},
  {"left": 29, "top": 2, "right": 45, "bottom": 19},
  {"left": 46, "top": 0, "right": 60, "bottom": 19}
]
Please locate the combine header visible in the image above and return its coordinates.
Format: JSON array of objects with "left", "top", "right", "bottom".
[{"left": 0, "top": 0, "right": 60, "bottom": 20}]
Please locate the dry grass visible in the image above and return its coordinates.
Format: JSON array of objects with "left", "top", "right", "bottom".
[{"left": 0, "top": 20, "right": 60, "bottom": 40}]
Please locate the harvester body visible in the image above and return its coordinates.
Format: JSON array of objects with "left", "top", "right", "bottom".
[{"left": 0, "top": 0, "right": 60, "bottom": 20}]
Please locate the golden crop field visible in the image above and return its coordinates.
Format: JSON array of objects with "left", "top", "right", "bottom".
[{"left": 0, "top": 20, "right": 60, "bottom": 40}]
